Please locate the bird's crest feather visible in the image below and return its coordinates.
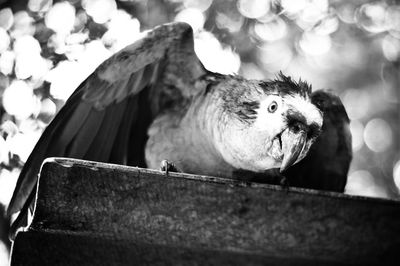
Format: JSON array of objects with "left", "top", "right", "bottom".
[{"left": 260, "top": 72, "right": 312, "bottom": 98}]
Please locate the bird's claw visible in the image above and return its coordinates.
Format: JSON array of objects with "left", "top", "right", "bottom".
[{"left": 160, "top": 160, "right": 180, "bottom": 176}]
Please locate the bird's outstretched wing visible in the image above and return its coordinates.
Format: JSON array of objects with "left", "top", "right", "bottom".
[
  {"left": 285, "top": 89, "right": 352, "bottom": 192},
  {"left": 8, "top": 22, "right": 206, "bottom": 219}
]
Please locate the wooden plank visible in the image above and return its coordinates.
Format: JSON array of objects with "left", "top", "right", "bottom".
[
  {"left": 11, "top": 230, "right": 339, "bottom": 266},
  {"left": 14, "top": 158, "right": 400, "bottom": 264}
]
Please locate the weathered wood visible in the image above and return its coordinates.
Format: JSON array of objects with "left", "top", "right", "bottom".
[
  {"left": 11, "top": 230, "right": 340, "bottom": 266},
  {"left": 11, "top": 158, "right": 400, "bottom": 265}
]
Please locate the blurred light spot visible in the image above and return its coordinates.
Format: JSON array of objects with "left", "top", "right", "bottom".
[
  {"left": 28, "top": 0, "right": 52, "bottom": 13},
  {"left": 312, "top": 0, "right": 329, "bottom": 13},
  {"left": 239, "top": 62, "right": 265, "bottom": 80},
  {"left": 382, "top": 35, "right": 400, "bottom": 62},
  {"left": 31, "top": 56, "right": 52, "bottom": 82},
  {"left": 15, "top": 53, "right": 41, "bottom": 79},
  {"left": 7, "top": 131, "right": 40, "bottom": 163},
  {"left": 313, "top": 15, "right": 339, "bottom": 35},
  {"left": 237, "top": 0, "right": 270, "bottom": 19},
  {"left": 356, "top": 2, "right": 388, "bottom": 33},
  {"left": 18, "top": 118, "right": 42, "bottom": 134},
  {"left": 345, "top": 170, "right": 388, "bottom": 198},
  {"left": 295, "top": 18, "right": 313, "bottom": 30},
  {"left": 47, "top": 33, "right": 66, "bottom": 54},
  {"left": 183, "top": 0, "right": 212, "bottom": 12},
  {"left": 13, "top": 36, "right": 46, "bottom": 80},
  {"left": 102, "top": 9, "right": 140, "bottom": 52},
  {"left": 336, "top": 3, "right": 356, "bottom": 24},
  {"left": 39, "top": 98, "right": 56, "bottom": 120},
  {"left": 0, "top": 28, "right": 10, "bottom": 53},
  {"left": 386, "top": 6, "right": 400, "bottom": 39},
  {"left": 0, "top": 120, "right": 18, "bottom": 139},
  {"left": 66, "top": 32, "right": 89, "bottom": 45},
  {"left": 0, "top": 169, "right": 19, "bottom": 205},
  {"left": 175, "top": 8, "right": 204, "bottom": 32},
  {"left": 346, "top": 170, "right": 374, "bottom": 193},
  {"left": 45, "top": 2, "right": 76, "bottom": 35},
  {"left": 0, "top": 8, "right": 13, "bottom": 30},
  {"left": 83, "top": 0, "right": 117, "bottom": 24},
  {"left": 0, "top": 136, "right": 8, "bottom": 164},
  {"left": 64, "top": 44, "right": 85, "bottom": 61},
  {"left": 0, "top": 233, "right": 10, "bottom": 265},
  {"left": 79, "top": 40, "right": 111, "bottom": 71},
  {"left": 281, "top": 0, "right": 307, "bottom": 17},
  {"left": 299, "top": 32, "right": 331, "bottom": 56},
  {"left": 46, "top": 60, "right": 84, "bottom": 100},
  {"left": 2, "top": 80, "right": 37, "bottom": 120},
  {"left": 258, "top": 42, "right": 293, "bottom": 72},
  {"left": 10, "top": 11, "right": 35, "bottom": 38},
  {"left": 215, "top": 12, "right": 243, "bottom": 33},
  {"left": 74, "top": 10, "right": 88, "bottom": 32},
  {"left": 364, "top": 118, "right": 392, "bottom": 153},
  {"left": 254, "top": 17, "right": 287, "bottom": 42},
  {"left": 349, "top": 120, "right": 364, "bottom": 152},
  {"left": 47, "top": 41, "right": 110, "bottom": 101},
  {"left": 342, "top": 89, "right": 371, "bottom": 120},
  {"left": 394, "top": 160, "right": 400, "bottom": 191},
  {"left": 0, "top": 50, "right": 14, "bottom": 75},
  {"left": 14, "top": 35, "right": 41, "bottom": 56},
  {"left": 298, "top": 0, "right": 328, "bottom": 24},
  {"left": 194, "top": 31, "right": 240, "bottom": 74}
]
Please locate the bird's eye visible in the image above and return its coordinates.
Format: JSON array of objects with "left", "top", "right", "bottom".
[{"left": 268, "top": 101, "right": 278, "bottom": 113}]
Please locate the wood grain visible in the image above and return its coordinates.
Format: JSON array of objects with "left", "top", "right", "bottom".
[{"left": 11, "top": 158, "right": 400, "bottom": 265}]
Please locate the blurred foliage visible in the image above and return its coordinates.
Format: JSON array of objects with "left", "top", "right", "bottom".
[
  {"left": 0, "top": 0, "right": 399, "bottom": 206},
  {"left": 0, "top": 0, "right": 400, "bottom": 263}
]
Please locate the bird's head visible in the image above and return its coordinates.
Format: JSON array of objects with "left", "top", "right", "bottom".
[{"left": 214, "top": 73, "right": 323, "bottom": 173}]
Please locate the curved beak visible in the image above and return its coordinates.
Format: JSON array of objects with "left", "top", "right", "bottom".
[{"left": 279, "top": 126, "right": 307, "bottom": 173}]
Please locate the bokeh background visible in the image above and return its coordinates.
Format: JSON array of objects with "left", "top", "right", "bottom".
[{"left": 0, "top": 0, "right": 399, "bottom": 264}]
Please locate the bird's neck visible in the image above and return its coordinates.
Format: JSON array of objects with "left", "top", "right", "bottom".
[
  {"left": 177, "top": 91, "right": 237, "bottom": 178},
  {"left": 145, "top": 79, "right": 236, "bottom": 178}
]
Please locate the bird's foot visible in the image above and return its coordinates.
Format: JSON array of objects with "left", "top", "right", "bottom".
[{"left": 160, "top": 160, "right": 181, "bottom": 176}]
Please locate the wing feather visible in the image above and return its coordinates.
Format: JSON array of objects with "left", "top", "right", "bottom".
[
  {"left": 103, "top": 70, "right": 144, "bottom": 107},
  {"left": 83, "top": 100, "right": 127, "bottom": 162},
  {"left": 47, "top": 103, "right": 96, "bottom": 156},
  {"left": 8, "top": 89, "right": 85, "bottom": 214},
  {"left": 64, "top": 107, "right": 106, "bottom": 158},
  {"left": 109, "top": 95, "right": 139, "bottom": 165},
  {"left": 8, "top": 22, "right": 206, "bottom": 224}
]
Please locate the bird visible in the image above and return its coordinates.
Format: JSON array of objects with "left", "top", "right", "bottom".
[{"left": 7, "top": 22, "right": 351, "bottom": 234}]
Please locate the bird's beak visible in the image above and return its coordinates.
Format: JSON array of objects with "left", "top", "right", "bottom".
[{"left": 279, "top": 126, "right": 307, "bottom": 173}]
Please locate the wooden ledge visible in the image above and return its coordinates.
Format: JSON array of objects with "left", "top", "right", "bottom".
[{"left": 11, "top": 157, "right": 400, "bottom": 265}]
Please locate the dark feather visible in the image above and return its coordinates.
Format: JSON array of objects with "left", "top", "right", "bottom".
[
  {"left": 260, "top": 72, "right": 312, "bottom": 98},
  {"left": 8, "top": 22, "right": 207, "bottom": 234},
  {"left": 7, "top": 88, "right": 85, "bottom": 215},
  {"left": 109, "top": 96, "right": 138, "bottom": 165},
  {"left": 54, "top": 104, "right": 105, "bottom": 157},
  {"left": 236, "top": 101, "right": 259, "bottom": 122},
  {"left": 284, "top": 89, "right": 352, "bottom": 192}
]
